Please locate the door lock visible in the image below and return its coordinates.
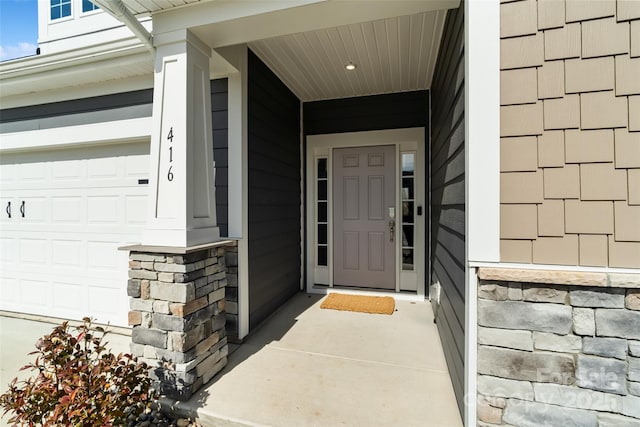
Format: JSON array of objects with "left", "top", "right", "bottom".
[{"left": 389, "top": 219, "right": 395, "bottom": 242}]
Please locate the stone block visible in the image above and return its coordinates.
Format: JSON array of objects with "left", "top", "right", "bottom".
[
  {"left": 477, "top": 394, "right": 503, "bottom": 424},
  {"left": 629, "top": 382, "right": 640, "bottom": 397},
  {"left": 128, "top": 269, "right": 157, "bottom": 280},
  {"left": 130, "top": 253, "right": 165, "bottom": 262},
  {"left": 598, "top": 413, "right": 640, "bottom": 427},
  {"left": 153, "top": 300, "right": 170, "bottom": 314},
  {"left": 183, "top": 305, "right": 214, "bottom": 331},
  {"left": 478, "top": 300, "right": 573, "bottom": 334},
  {"left": 523, "top": 285, "right": 567, "bottom": 304},
  {"left": 226, "top": 251, "right": 238, "bottom": 267},
  {"left": 157, "top": 272, "right": 174, "bottom": 283},
  {"left": 227, "top": 273, "right": 238, "bottom": 287},
  {"left": 172, "top": 250, "right": 209, "bottom": 265},
  {"left": 478, "top": 346, "right": 575, "bottom": 384},
  {"left": 208, "top": 287, "right": 225, "bottom": 304},
  {"left": 211, "top": 314, "right": 225, "bottom": 332},
  {"left": 130, "top": 342, "right": 144, "bottom": 357},
  {"left": 630, "top": 341, "right": 640, "bottom": 357},
  {"left": 195, "top": 281, "right": 215, "bottom": 298},
  {"left": 507, "top": 283, "right": 522, "bottom": 301},
  {"left": 629, "top": 357, "right": 640, "bottom": 382},
  {"left": 596, "top": 309, "right": 640, "bottom": 339},
  {"left": 174, "top": 268, "right": 206, "bottom": 284},
  {"left": 583, "top": 337, "right": 628, "bottom": 360},
  {"left": 479, "top": 282, "right": 508, "bottom": 301},
  {"left": 141, "top": 312, "right": 152, "bottom": 328},
  {"left": 128, "top": 311, "right": 141, "bottom": 326},
  {"left": 150, "top": 281, "right": 195, "bottom": 304},
  {"left": 626, "top": 290, "right": 640, "bottom": 311},
  {"left": 140, "top": 261, "right": 154, "bottom": 270},
  {"left": 225, "top": 301, "right": 238, "bottom": 315},
  {"left": 169, "top": 296, "right": 209, "bottom": 318},
  {"left": 129, "top": 260, "right": 141, "bottom": 269},
  {"left": 573, "top": 308, "right": 595, "bottom": 336},
  {"left": 168, "top": 326, "right": 203, "bottom": 353},
  {"left": 477, "top": 375, "right": 534, "bottom": 400},
  {"left": 479, "top": 327, "right": 533, "bottom": 351},
  {"left": 533, "top": 332, "right": 582, "bottom": 353},
  {"left": 195, "top": 331, "right": 220, "bottom": 357},
  {"left": 127, "top": 279, "right": 141, "bottom": 298},
  {"left": 503, "top": 399, "right": 597, "bottom": 427},
  {"left": 534, "top": 383, "right": 622, "bottom": 412},
  {"left": 130, "top": 298, "right": 154, "bottom": 312},
  {"left": 132, "top": 328, "right": 167, "bottom": 348},
  {"left": 570, "top": 288, "right": 625, "bottom": 308},
  {"left": 195, "top": 349, "right": 223, "bottom": 378},
  {"left": 622, "top": 395, "right": 640, "bottom": 418},
  {"left": 140, "top": 280, "right": 150, "bottom": 299},
  {"left": 152, "top": 313, "right": 186, "bottom": 332},
  {"left": 576, "top": 355, "right": 627, "bottom": 395},
  {"left": 202, "top": 356, "right": 227, "bottom": 384}
]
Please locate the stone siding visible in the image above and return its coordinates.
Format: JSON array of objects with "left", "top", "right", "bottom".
[
  {"left": 478, "top": 278, "right": 640, "bottom": 426},
  {"left": 224, "top": 246, "right": 239, "bottom": 340},
  {"left": 127, "top": 246, "right": 229, "bottom": 399}
]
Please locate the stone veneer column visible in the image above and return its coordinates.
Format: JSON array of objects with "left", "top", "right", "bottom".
[{"left": 126, "top": 242, "right": 231, "bottom": 399}]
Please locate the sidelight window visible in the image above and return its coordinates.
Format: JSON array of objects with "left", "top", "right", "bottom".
[
  {"left": 316, "top": 158, "right": 328, "bottom": 266},
  {"left": 401, "top": 152, "right": 415, "bottom": 271}
]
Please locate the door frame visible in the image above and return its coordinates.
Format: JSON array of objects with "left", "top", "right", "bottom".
[{"left": 305, "top": 127, "right": 426, "bottom": 298}]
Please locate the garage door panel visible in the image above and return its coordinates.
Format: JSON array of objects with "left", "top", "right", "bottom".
[
  {"left": 52, "top": 197, "right": 84, "bottom": 224},
  {"left": 126, "top": 195, "right": 147, "bottom": 224},
  {"left": 20, "top": 197, "right": 48, "bottom": 223},
  {"left": 19, "top": 238, "right": 48, "bottom": 264},
  {"left": 87, "top": 241, "right": 119, "bottom": 270},
  {"left": 21, "top": 279, "right": 52, "bottom": 310},
  {"left": 0, "top": 237, "right": 16, "bottom": 262},
  {"left": 18, "top": 161, "right": 48, "bottom": 183},
  {"left": 88, "top": 156, "right": 120, "bottom": 179},
  {"left": 0, "top": 277, "right": 19, "bottom": 305},
  {"left": 52, "top": 239, "right": 84, "bottom": 268},
  {"left": 87, "top": 196, "right": 120, "bottom": 224},
  {"left": 53, "top": 282, "right": 87, "bottom": 314},
  {"left": 52, "top": 159, "right": 84, "bottom": 181},
  {"left": 0, "top": 141, "right": 149, "bottom": 326}
]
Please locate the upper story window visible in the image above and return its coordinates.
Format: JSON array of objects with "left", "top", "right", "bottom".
[
  {"left": 50, "top": 0, "right": 71, "bottom": 20},
  {"left": 82, "top": 0, "right": 99, "bottom": 12}
]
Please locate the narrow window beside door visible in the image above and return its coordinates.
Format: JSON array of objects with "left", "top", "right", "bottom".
[
  {"left": 401, "top": 153, "right": 415, "bottom": 271},
  {"left": 316, "top": 158, "right": 328, "bottom": 266}
]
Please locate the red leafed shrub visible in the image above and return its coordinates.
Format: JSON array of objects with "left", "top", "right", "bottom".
[{"left": 0, "top": 317, "right": 156, "bottom": 426}]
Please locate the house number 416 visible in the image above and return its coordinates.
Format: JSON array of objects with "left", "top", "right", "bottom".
[{"left": 167, "top": 127, "right": 174, "bottom": 181}]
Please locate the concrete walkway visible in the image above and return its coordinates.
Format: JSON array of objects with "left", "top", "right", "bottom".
[
  {"left": 169, "top": 293, "right": 462, "bottom": 427},
  {"left": 1, "top": 294, "right": 462, "bottom": 427}
]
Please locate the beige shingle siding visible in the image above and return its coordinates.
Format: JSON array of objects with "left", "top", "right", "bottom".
[{"left": 500, "top": 0, "right": 640, "bottom": 268}]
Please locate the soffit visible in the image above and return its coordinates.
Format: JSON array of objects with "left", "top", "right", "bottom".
[
  {"left": 122, "top": 0, "right": 213, "bottom": 15},
  {"left": 247, "top": 10, "right": 447, "bottom": 102}
]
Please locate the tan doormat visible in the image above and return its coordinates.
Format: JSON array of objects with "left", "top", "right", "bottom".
[{"left": 320, "top": 293, "right": 395, "bottom": 315}]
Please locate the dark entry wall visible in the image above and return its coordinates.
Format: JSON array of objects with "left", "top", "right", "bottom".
[
  {"left": 247, "top": 50, "right": 302, "bottom": 330},
  {"left": 304, "top": 91, "right": 428, "bottom": 135},
  {"left": 430, "top": 3, "right": 466, "bottom": 417}
]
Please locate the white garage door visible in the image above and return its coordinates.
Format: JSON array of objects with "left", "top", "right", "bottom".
[{"left": 0, "top": 141, "right": 149, "bottom": 327}]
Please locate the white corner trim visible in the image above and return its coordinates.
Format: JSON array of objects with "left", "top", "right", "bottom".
[
  {"left": 465, "top": 0, "right": 500, "bottom": 264},
  {"left": 0, "top": 117, "right": 151, "bottom": 153},
  {"left": 465, "top": 266, "right": 479, "bottom": 427}
]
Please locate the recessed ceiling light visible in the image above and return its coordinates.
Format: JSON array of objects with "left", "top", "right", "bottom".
[{"left": 345, "top": 62, "right": 357, "bottom": 71}]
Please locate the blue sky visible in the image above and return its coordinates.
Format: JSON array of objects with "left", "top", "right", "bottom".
[{"left": 0, "top": 0, "right": 38, "bottom": 61}]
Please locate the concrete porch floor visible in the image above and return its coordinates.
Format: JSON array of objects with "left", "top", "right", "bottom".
[
  {"left": 1, "top": 293, "right": 462, "bottom": 427},
  {"left": 171, "top": 292, "right": 462, "bottom": 427}
]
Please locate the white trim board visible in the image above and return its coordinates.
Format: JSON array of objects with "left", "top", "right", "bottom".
[{"left": 0, "top": 117, "right": 151, "bottom": 153}]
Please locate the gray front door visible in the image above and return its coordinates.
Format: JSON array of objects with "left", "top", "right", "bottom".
[{"left": 333, "top": 145, "right": 395, "bottom": 289}]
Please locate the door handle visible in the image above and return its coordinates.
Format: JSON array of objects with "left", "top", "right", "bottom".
[
  {"left": 389, "top": 218, "right": 395, "bottom": 242},
  {"left": 5, "top": 201, "right": 10, "bottom": 218},
  {"left": 20, "top": 201, "right": 25, "bottom": 218}
]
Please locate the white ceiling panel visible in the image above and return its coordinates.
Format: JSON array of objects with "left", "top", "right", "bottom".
[{"left": 248, "top": 10, "right": 447, "bottom": 102}]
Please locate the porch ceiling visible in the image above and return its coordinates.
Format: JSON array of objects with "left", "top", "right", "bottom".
[{"left": 248, "top": 10, "right": 448, "bottom": 102}]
